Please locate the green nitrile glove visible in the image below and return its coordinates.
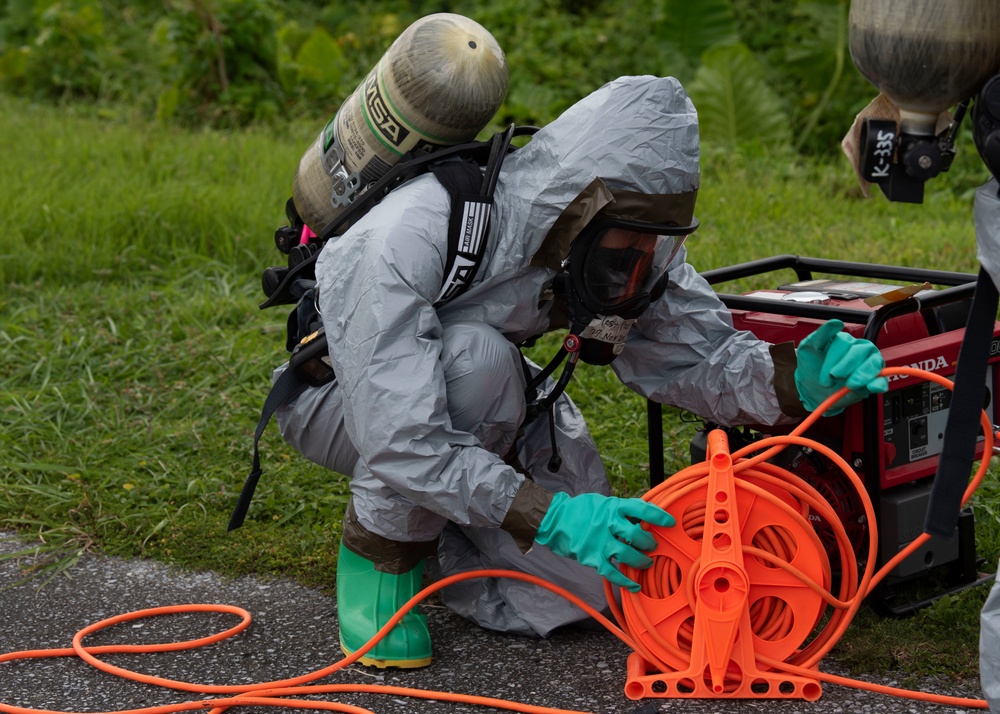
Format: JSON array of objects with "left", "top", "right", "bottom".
[
  {"left": 794, "top": 319, "right": 889, "bottom": 416},
  {"left": 534, "top": 492, "right": 675, "bottom": 592}
]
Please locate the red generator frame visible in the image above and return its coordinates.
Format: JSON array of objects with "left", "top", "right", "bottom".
[{"left": 647, "top": 255, "right": 998, "bottom": 614}]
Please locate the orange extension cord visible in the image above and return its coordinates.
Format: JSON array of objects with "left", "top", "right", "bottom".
[{"left": 0, "top": 366, "right": 994, "bottom": 714}]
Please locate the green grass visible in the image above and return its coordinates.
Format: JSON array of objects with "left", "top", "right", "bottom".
[
  {"left": 1, "top": 98, "right": 998, "bottom": 682},
  {"left": 0, "top": 261, "right": 347, "bottom": 588},
  {"left": 0, "top": 101, "right": 312, "bottom": 284}
]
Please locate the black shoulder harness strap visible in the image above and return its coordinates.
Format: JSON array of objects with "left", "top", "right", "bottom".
[
  {"left": 228, "top": 127, "right": 517, "bottom": 532},
  {"left": 924, "top": 266, "right": 999, "bottom": 538},
  {"left": 430, "top": 127, "right": 509, "bottom": 304}
]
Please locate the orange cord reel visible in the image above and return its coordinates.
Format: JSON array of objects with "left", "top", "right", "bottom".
[{"left": 611, "top": 426, "right": 877, "bottom": 703}]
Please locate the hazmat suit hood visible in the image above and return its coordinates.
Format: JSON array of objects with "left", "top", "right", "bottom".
[
  {"left": 499, "top": 75, "right": 699, "bottom": 266},
  {"left": 437, "top": 75, "right": 700, "bottom": 341}
]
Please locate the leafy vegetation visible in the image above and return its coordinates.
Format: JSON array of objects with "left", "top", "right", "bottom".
[{"left": 2, "top": 0, "right": 876, "bottom": 153}]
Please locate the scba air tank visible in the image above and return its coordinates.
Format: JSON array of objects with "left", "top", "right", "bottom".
[
  {"left": 849, "top": 0, "right": 1000, "bottom": 135},
  {"left": 293, "top": 13, "right": 509, "bottom": 233}
]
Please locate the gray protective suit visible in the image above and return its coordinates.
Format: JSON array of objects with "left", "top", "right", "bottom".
[
  {"left": 276, "top": 76, "right": 803, "bottom": 637},
  {"left": 976, "top": 179, "right": 1000, "bottom": 712}
]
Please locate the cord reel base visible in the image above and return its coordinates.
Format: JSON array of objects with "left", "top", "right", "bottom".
[{"left": 623, "top": 430, "right": 825, "bottom": 701}]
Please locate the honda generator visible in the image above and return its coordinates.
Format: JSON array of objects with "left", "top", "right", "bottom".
[{"left": 649, "top": 255, "right": 998, "bottom": 614}]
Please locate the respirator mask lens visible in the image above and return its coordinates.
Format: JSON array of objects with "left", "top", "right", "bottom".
[
  {"left": 572, "top": 218, "right": 690, "bottom": 318},
  {"left": 582, "top": 230, "right": 674, "bottom": 313},
  {"left": 559, "top": 216, "right": 695, "bottom": 366}
]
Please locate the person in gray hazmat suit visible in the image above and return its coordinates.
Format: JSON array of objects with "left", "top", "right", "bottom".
[
  {"left": 274, "top": 75, "right": 888, "bottom": 668},
  {"left": 976, "top": 180, "right": 1000, "bottom": 713}
]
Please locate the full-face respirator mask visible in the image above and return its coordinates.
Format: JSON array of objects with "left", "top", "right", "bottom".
[
  {"left": 546, "top": 182, "right": 699, "bottom": 365},
  {"left": 554, "top": 217, "right": 695, "bottom": 364}
]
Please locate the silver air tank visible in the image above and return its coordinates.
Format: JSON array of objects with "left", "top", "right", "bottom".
[
  {"left": 293, "top": 13, "right": 509, "bottom": 234},
  {"left": 848, "top": 0, "right": 1000, "bottom": 135}
]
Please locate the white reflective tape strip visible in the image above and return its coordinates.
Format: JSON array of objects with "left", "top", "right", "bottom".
[
  {"left": 435, "top": 200, "right": 491, "bottom": 304},
  {"left": 461, "top": 201, "right": 490, "bottom": 254}
]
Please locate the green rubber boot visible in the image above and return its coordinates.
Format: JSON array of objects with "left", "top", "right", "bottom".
[{"left": 336, "top": 542, "right": 432, "bottom": 668}]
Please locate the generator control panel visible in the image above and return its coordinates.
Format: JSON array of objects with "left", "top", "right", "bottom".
[{"left": 883, "top": 368, "right": 995, "bottom": 471}]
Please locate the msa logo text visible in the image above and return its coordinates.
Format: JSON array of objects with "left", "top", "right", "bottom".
[
  {"left": 364, "top": 75, "right": 409, "bottom": 148},
  {"left": 887, "top": 355, "right": 950, "bottom": 382}
]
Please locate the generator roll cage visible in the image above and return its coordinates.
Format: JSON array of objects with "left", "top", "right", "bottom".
[
  {"left": 644, "top": 255, "right": 990, "bottom": 614},
  {"left": 647, "top": 254, "right": 980, "bottom": 484}
]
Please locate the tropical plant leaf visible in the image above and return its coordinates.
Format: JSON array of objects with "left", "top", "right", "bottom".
[
  {"left": 687, "top": 42, "right": 791, "bottom": 147},
  {"left": 294, "top": 26, "right": 347, "bottom": 95},
  {"left": 654, "top": 0, "right": 740, "bottom": 69},
  {"left": 786, "top": 0, "right": 846, "bottom": 89},
  {"left": 785, "top": 0, "right": 850, "bottom": 150}
]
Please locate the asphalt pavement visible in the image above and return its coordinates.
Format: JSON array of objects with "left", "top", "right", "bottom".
[{"left": 0, "top": 532, "right": 988, "bottom": 714}]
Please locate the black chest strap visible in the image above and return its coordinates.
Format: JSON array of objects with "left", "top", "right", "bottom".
[{"left": 228, "top": 366, "right": 310, "bottom": 531}]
